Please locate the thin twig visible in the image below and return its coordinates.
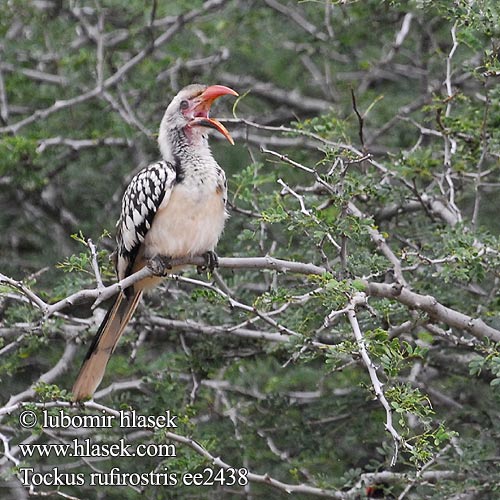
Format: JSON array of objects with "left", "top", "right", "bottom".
[
  {"left": 345, "top": 293, "right": 411, "bottom": 466},
  {"left": 350, "top": 88, "right": 365, "bottom": 149},
  {"left": 0, "top": 431, "right": 20, "bottom": 466},
  {"left": 87, "top": 239, "right": 104, "bottom": 290},
  {"left": 2, "top": 255, "right": 499, "bottom": 342},
  {"left": 0, "top": 400, "right": 346, "bottom": 499},
  {"left": 0, "top": 0, "right": 230, "bottom": 135}
]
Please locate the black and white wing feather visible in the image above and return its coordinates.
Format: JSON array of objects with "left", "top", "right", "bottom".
[{"left": 116, "top": 161, "right": 176, "bottom": 281}]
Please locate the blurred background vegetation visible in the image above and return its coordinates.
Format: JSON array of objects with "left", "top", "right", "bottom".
[{"left": 1, "top": 0, "right": 500, "bottom": 498}]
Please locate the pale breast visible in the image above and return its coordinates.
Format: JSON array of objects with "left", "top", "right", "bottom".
[{"left": 143, "top": 182, "right": 228, "bottom": 259}]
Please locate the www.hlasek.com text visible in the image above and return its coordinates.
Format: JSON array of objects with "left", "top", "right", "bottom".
[{"left": 19, "top": 438, "right": 176, "bottom": 459}]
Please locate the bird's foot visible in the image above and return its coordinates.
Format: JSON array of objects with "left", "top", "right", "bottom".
[
  {"left": 197, "top": 251, "right": 219, "bottom": 274},
  {"left": 148, "top": 255, "right": 173, "bottom": 276}
]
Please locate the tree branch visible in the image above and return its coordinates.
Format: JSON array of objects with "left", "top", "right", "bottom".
[
  {"left": 345, "top": 293, "right": 411, "bottom": 466},
  {"left": 0, "top": 400, "right": 347, "bottom": 499},
  {"left": 2, "top": 255, "right": 498, "bottom": 343},
  {"left": 0, "top": 0, "right": 230, "bottom": 135},
  {"left": 364, "top": 281, "right": 500, "bottom": 343}
]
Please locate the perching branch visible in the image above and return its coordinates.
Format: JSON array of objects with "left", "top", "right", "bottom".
[{"left": 2, "top": 255, "right": 498, "bottom": 342}]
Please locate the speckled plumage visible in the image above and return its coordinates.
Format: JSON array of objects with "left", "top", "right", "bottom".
[
  {"left": 115, "top": 150, "right": 228, "bottom": 283},
  {"left": 116, "top": 161, "right": 176, "bottom": 281}
]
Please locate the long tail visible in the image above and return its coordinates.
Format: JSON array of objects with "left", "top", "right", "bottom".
[{"left": 72, "top": 290, "right": 143, "bottom": 401}]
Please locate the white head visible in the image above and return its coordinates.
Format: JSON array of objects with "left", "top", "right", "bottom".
[{"left": 158, "top": 84, "right": 238, "bottom": 162}]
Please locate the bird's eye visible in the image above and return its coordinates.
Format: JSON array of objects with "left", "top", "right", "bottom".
[{"left": 180, "top": 100, "right": 189, "bottom": 110}]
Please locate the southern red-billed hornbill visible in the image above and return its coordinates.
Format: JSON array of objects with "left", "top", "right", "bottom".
[{"left": 72, "top": 84, "right": 238, "bottom": 401}]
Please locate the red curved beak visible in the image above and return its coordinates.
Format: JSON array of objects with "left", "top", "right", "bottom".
[{"left": 190, "top": 85, "right": 238, "bottom": 144}]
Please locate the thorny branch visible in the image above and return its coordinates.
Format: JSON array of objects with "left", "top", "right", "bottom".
[
  {"left": 440, "top": 21, "right": 462, "bottom": 222},
  {"left": 345, "top": 293, "right": 412, "bottom": 466},
  {"left": 0, "top": 400, "right": 346, "bottom": 498},
  {"left": 1, "top": 254, "right": 498, "bottom": 342},
  {"left": 0, "top": 397, "right": 461, "bottom": 500},
  {"left": 1, "top": 5, "right": 498, "bottom": 497},
  {"left": 0, "top": 0, "right": 229, "bottom": 136}
]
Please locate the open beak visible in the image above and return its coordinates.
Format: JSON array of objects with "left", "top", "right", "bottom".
[{"left": 190, "top": 85, "right": 238, "bottom": 144}]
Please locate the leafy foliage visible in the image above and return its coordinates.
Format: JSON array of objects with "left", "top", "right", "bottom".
[{"left": 1, "top": 0, "right": 500, "bottom": 499}]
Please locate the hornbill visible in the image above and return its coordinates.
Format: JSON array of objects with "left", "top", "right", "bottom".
[{"left": 72, "top": 84, "right": 238, "bottom": 401}]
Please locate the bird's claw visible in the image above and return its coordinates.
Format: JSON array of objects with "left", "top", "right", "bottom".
[
  {"left": 148, "top": 255, "right": 173, "bottom": 276},
  {"left": 197, "top": 251, "right": 219, "bottom": 274}
]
